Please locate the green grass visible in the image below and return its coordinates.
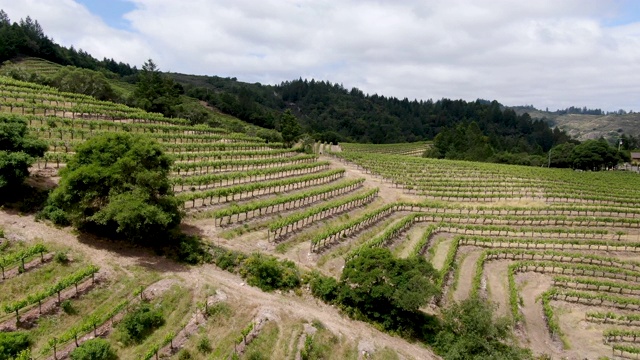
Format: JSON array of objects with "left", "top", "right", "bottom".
[
  {"left": 32, "top": 265, "right": 162, "bottom": 357},
  {"left": 242, "top": 321, "right": 279, "bottom": 359},
  {"left": 371, "top": 347, "right": 400, "bottom": 360},
  {"left": 113, "top": 283, "right": 193, "bottom": 359}
]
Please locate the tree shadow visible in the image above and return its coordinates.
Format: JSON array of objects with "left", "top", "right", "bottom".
[
  {"left": 0, "top": 183, "right": 50, "bottom": 215},
  {"left": 75, "top": 231, "right": 190, "bottom": 274},
  {"left": 179, "top": 223, "right": 205, "bottom": 237}
]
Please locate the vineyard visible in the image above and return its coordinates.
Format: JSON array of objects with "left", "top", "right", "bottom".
[{"left": 2, "top": 72, "right": 640, "bottom": 359}]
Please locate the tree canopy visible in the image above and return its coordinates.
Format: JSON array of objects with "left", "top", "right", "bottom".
[
  {"left": 279, "top": 109, "right": 301, "bottom": 147},
  {"left": 337, "top": 248, "right": 438, "bottom": 330},
  {"left": 131, "top": 59, "right": 183, "bottom": 117},
  {"left": 548, "top": 139, "right": 626, "bottom": 170},
  {"left": 0, "top": 114, "right": 47, "bottom": 191},
  {"left": 43, "top": 133, "right": 182, "bottom": 243},
  {"left": 434, "top": 297, "right": 531, "bottom": 360}
]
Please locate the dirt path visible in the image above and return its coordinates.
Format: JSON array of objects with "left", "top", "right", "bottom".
[
  {"left": 393, "top": 222, "right": 429, "bottom": 258},
  {"left": 515, "top": 272, "right": 563, "bottom": 358},
  {"left": 187, "top": 264, "right": 440, "bottom": 360},
  {"left": 0, "top": 211, "right": 440, "bottom": 360},
  {"left": 452, "top": 249, "right": 481, "bottom": 303},
  {"left": 429, "top": 234, "right": 453, "bottom": 271},
  {"left": 483, "top": 260, "right": 509, "bottom": 318}
]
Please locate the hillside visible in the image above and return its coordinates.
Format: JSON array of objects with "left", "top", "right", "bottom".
[
  {"left": 2, "top": 76, "right": 640, "bottom": 359},
  {"left": 512, "top": 107, "right": 640, "bottom": 142}
]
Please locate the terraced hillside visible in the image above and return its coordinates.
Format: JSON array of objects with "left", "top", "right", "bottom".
[
  {"left": 2, "top": 74, "right": 640, "bottom": 359},
  {"left": 339, "top": 141, "right": 432, "bottom": 157},
  {"left": 0, "top": 76, "right": 438, "bottom": 359},
  {"left": 317, "top": 150, "right": 640, "bottom": 359}
]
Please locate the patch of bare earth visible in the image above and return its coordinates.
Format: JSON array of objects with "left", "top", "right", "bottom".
[
  {"left": 482, "top": 260, "right": 509, "bottom": 318},
  {"left": 452, "top": 248, "right": 481, "bottom": 303},
  {"left": 514, "top": 272, "right": 563, "bottom": 358},
  {"left": 428, "top": 233, "right": 454, "bottom": 271},
  {"left": 0, "top": 211, "right": 441, "bottom": 359},
  {"left": 553, "top": 302, "right": 615, "bottom": 360}
]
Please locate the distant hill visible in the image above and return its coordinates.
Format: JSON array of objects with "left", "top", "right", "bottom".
[
  {"left": 1, "top": 9, "right": 571, "bottom": 162},
  {"left": 511, "top": 106, "right": 640, "bottom": 143}
]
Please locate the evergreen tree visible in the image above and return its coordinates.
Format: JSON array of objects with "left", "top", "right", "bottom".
[
  {"left": 131, "top": 59, "right": 182, "bottom": 117},
  {"left": 280, "top": 109, "right": 301, "bottom": 147}
]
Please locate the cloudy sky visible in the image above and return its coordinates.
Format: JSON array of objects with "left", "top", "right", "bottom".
[{"left": 1, "top": 0, "right": 639, "bottom": 111}]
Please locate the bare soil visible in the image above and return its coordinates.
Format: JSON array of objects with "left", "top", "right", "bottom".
[
  {"left": 452, "top": 248, "right": 481, "bottom": 303},
  {"left": 428, "top": 234, "right": 454, "bottom": 271},
  {"left": 515, "top": 272, "right": 563, "bottom": 358},
  {"left": 483, "top": 260, "right": 510, "bottom": 318},
  {"left": 0, "top": 211, "right": 441, "bottom": 360}
]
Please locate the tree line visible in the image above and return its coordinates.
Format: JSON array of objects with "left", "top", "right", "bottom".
[{"left": 0, "top": 10, "right": 136, "bottom": 77}]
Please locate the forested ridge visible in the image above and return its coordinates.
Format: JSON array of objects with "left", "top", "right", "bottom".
[
  {"left": 2, "top": 9, "right": 626, "bottom": 169},
  {"left": 181, "top": 75, "right": 569, "bottom": 150},
  {"left": 0, "top": 10, "right": 135, "bottom": 77}
]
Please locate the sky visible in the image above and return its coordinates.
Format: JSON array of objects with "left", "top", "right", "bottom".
[{"left": 1, "top": 0, "right": 639, "bottom": 112}]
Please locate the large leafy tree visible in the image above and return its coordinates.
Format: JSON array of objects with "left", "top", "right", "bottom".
[
  {"left": 0, "top": 114, "right": 47, "bottom": 191},
  {"left": 338, "top": 248, "right": 438, "bottom": 330},
  {"left": 570, "top": 139, "right": 622, "bottom": 170},
  {"left": 43, "top": 133, "right": 182, "bottom": 243},
  {"left": 434, "top": 297, "right": 531, "bottom": 360}
]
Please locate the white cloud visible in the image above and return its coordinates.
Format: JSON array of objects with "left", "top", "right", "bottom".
[{"left": 1, "top": 0, "right": 639, "bottom": 111}]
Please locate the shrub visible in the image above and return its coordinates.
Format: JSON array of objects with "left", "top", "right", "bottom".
[
  {"left": 54, "top": 251, "right": 69, "bottom": 264},
  {"left": 118, "top": 303, "right": 164, "bottom": 344},
  {"left": 0, "top": 332, "right": 31, "bottom": 359},
  {"left": 40, "top": 206, "right": 70, "bottom": 226},
  {"left": 69, "top": 338, "right": 116, "bottom": 360},
  {"left": 239, "top": 253, "right": 300, "bottom": 292},
  {"left": 206, "top": 302, "right": 232, "bottom": 318},
  {"left": 212, "top": 247, "right": 246, "bottom": 271},
  {"left": 61, "top": 299, "right": 76, "bottom": 315},
  {"left": 0, "top": 114, "right": 47, "bottom": 191},
  {"left": 308, "top": 272, "right": 339, "bottom": 303},
  {"left": 174, "top": 234, "right": 212, "bottom": 265},
  {"left": 177, "top": 349, "right": 192, "bottom": 359},
  {"left": 196, "top": 336, "right": 211, "bottom": 353}
]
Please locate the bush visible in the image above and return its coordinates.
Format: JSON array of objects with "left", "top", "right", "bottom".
[
  {"left": 54, "top": 251, "right": 69, "bottom": 264},
  {"left": 196, "top": 336, "right": 211, "bottom": 353},
  {"left": 69, "top": 338, "right": 116, "bottom": 360},
  {"left": 239, "top": 253, "right": 300, "bottom": 292},
  {"left": 0, "top": 332, "right": 31, "bottom": 359},
  {"left": 0, "top": 114, "right": 47, "bottom": 191},
  {"left": 206, "top": 302, "right": 232, "bottom": 318},
  {"left": 212, "top": 247, "right": 246, "bottom": 271},
  {"left": 308, "top": 272, "right": 339, "bottom": 303},
  {"left": 177, "top": 349, "right": 192, "bottom": 359},
  {"left": 40, "top": 206, "right": 70, "bottom": 226},
  {"left": 118, "top": 303, "right": 165, "bottom": 344},
  {"left": 174, "top": 234, "right": 212, "bottom": 265},
  {"left": 61, "top": 299, "right": 76, "bottom": 315},
  {"left": 434, "top": 297, "right": 531, "bottom": 360}
]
